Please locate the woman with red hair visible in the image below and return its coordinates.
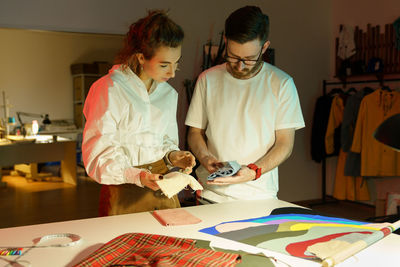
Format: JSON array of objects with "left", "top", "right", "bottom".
[{"left": 82, "top": 10, "right": 195, "bottom": 216}]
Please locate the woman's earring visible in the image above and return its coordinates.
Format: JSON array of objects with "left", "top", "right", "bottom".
[{"left": 140, "top": 65, "right": 143, "bottom": 72}]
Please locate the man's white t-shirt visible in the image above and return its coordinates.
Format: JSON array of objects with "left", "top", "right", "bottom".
[{"left": 185, "top": 62, "right": 305, "bottom": 202}]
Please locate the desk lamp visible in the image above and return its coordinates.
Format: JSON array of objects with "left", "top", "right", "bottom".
[
  {"left": 16, "top": 112, "right": 51, "bottom": 136},
  {"left": 374, "top": 113, "right": 400, "bottom": 151}
]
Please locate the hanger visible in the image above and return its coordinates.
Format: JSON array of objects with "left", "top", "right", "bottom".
[
  {"left": 377, "top": 75, "right": 391, "bottom": 91},
  {"left": 363, "top": 86, "right": 374, "bottom": 94},
  {"left": 345, "top": 87, "right": 357, "bottom": 95},
  {"left": 328, "top": 87, "right": 344, "bottom": 96}
]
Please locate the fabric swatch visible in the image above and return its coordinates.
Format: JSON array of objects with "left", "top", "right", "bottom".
[
  {"left": 207, "top": 161, "right": 241, "bottom": 181},
  {"left": 152, "top": 208, "right": 202, "bottom": 226},
  {"left": 156, "top": 172, "right": 203, "bottom": 198}
]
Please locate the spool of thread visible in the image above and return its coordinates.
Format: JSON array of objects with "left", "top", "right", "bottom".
[
  {"left": 8, "top": 117, "right": 15, "bottom": 125},
  {"left": 0, "top": 248, "right": 23, "bottom": 256},
  {"left": 32, "top": 120, "right": 39, "bottom": 135}
]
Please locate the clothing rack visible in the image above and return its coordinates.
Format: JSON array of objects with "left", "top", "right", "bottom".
[{"left": 312, "top": 77, "right": 400, "bottom": 206}]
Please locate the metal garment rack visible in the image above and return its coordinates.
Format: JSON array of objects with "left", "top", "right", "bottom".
[{"left": 311, "top": 77, "right": 400, "bottom": 206}]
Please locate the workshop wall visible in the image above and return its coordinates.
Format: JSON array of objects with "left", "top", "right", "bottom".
[
  {"left": 0, "top": 0, "right": 332, "bottom": 202},
  {"left": 0, "top": 28, "right": 123, "bottom": 121}
]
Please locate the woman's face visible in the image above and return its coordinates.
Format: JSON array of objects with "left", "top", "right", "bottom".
[{"left": 139, "top": 45, "right": 181, "bottom": 83}]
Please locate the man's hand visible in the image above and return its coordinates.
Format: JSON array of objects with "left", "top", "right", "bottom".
[
  {"left": 199, "top": 154, "right": 223, "bottom": 174},
  {"left": 169, "top": 151, "right": 196, "bottom": 174},
  {"left": 207, "top": 166, "right": 256, "bottom": 185},
  {"left": 187, "top": 127, "right": 223, "bottom": 174},
  {"left": 139, "top": 171, "right": 163, "bottom": 191}
]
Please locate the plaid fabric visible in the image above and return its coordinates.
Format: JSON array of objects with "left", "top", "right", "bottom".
[{"left": 75, "top": 233, "right": 240, "bottom": 267}]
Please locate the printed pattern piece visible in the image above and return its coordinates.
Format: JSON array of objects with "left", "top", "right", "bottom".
[
  {"left": 207, "top": 161, "right": 241, "bottom": 181},
  {"left": 75, "top": 233, "right": 240, "bottom": 267},
  {"left": 199, "top": 207, "right": 397, "bottom": 261}
]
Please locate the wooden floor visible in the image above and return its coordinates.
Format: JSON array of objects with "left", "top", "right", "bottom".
[
  {"left": 0, "top": 168, "right": 101, "bottom": 229},
  {"left": 294, "top": 198, "right": 376, "bottom": 221},
  {"left": 0, "top": 168, "right": 381, "bottom": 229}
]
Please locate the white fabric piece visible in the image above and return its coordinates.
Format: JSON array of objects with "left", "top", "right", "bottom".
[
  {"left": 307, "top": 239, "right": 354, "bottom": 260},
  {"left": 185, "top": 62, "right": 305, "bottom": 202},
  {"left": 156, "top": 172, "right": 203, "bottom": 199},
  {"left": 82, "top": 65, "right": 179, "bottom": 186},
  {"left": 338, "top": 25, "right": 356, "bottom": 60}
]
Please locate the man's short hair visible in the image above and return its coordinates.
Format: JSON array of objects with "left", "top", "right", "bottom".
[{"left": 225, "top": 6, "right": 269, "bottom": 44}]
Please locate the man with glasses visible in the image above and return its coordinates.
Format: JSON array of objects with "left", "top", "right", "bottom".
[{"left": 185, "top": 6, "right": 305, "bottom": 203}]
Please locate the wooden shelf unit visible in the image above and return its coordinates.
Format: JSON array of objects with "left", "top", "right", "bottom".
[{"left": 72, "top": 74, "right": 101, "bottom": 129}]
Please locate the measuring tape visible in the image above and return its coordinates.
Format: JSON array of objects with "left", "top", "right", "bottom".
[{"left": 35, "top": 233, "right": 82, "bottom": 247}]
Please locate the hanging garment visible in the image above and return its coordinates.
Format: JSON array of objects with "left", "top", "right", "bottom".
[
  {"left": 333, "top": 149, "right": 370, "bottom": 201},
  {"left": 341, "top": 87, "right": 374, "bottom": 176},
  {"left": 351, "top": 89, "right": 400, "bottom": 176},
  {"left": 311, "top": 94, "right": 334, "bottom": 162},
  {"left": 326, "top": 95, "right": 369, "bottom": 200},
  {"left": 341, "top": 88, "right": 374, "bottom": 152},
  {"left": 325, "top": 95, "right": 346, "bottom": 155}
]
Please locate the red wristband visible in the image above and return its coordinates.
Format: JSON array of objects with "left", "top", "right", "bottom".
[{"left": 247, "top": 163, "right": 262, "bottom": 180}]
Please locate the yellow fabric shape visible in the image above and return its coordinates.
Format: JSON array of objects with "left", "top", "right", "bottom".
[
  {"left": 290, "top": 223, "right": 380, "bottom": 231},
  {"left": 307, "top": 240, "right": 355, "bottom": 260}
]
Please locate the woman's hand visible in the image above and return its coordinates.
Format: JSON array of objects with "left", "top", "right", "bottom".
[
  {"left": 139, "top": 170, "right": 163, "bottom": 191},
  {"left": 169, "top": 151, "right": 196, "bottom": 174}
]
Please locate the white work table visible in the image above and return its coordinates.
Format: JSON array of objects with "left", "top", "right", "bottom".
[{"left": 0, "top": 199, "right": 399, "bottom": 267}]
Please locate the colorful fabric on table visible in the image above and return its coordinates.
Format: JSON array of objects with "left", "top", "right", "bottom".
[
  {"left": 75, "top": 233, "right": 240, "bottom": 267},
  {"left": 199, "top": 207, "right": 400, "bottom": 264}
]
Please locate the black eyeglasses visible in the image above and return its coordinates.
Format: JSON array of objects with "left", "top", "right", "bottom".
[{"left": 224, "top": 42, "right": 263, "bottom": 66}]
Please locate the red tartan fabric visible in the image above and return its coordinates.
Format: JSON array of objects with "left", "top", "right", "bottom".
[{"left": 75, "top": 233, "right": 240, "bottom": 267}]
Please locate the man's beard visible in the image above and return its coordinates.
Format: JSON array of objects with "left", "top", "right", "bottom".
[{"left": 226, "top": 57, "right": 263, "bottom": 79}]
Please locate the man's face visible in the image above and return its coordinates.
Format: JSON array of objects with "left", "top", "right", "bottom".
[{"left": 225, "top": 38, "right": 269, "bottom": 79}]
